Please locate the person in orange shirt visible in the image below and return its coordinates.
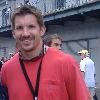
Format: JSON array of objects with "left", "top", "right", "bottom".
[{"left": 1, "top": 5, "right": 91, "bottom": 100}]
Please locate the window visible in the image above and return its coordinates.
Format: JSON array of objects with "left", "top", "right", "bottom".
[{"left": 2, "top": 8, "right": 7, "bottom": 26}]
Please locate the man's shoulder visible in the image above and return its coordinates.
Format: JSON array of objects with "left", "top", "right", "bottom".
[
  {"left": 3, "top": 53, "right": 19, "bottom": 68},
  {"left": 46, "top": 48, "right": 66, "bottom": 57},
  {"left": 84, "top": 57, "right": 94, "bottom": 64},
  {"left": 46, "top": 48, "right": 76, "bottom": 61},
  {"left": 1, "top": 53, "right": 19, "bottom": 81}
]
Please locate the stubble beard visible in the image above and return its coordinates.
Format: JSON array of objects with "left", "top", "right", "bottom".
[{"left": 17, "top": 35, "right": 36, "bottom": 52}]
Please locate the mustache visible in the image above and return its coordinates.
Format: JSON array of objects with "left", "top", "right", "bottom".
[{"left": 18, "top": 35, "right": 35, "bottom": 41}]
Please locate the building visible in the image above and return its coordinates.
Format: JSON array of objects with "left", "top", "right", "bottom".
[{"left": 0, "top": 0, "right": 100, "bottom": 92}]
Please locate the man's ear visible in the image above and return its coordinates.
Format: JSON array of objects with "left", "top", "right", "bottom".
[{"left": 40, "top": 26, "right": 46, "bottom": 36}]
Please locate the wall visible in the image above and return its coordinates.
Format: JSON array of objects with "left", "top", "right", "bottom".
[
  {"left": 0, "top": 37, "right": 15, "bottom": 59},
  {"left": 46, "top": 17, "right": 100, "bottom": 85}
]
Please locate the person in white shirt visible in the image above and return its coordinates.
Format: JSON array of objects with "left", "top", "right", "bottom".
[{"left": 78, "top": 50, "right": 96, "bottom": 100}]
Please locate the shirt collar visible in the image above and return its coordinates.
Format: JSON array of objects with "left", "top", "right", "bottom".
[{"left": 19, "top": 44, "right": 49, "bottom": 61}]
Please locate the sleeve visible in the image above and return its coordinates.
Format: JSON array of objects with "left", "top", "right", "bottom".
[
  {"left": 62, "top": 55, "right": 90, "bottom": 100},
  {"left": 80, "top": 60, "right": 85, "bottom": 72}
]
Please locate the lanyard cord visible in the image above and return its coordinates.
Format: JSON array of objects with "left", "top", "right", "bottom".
[
  {"left": 19, "top": 44, "right": 45, "bottom": 100},
  {"left": 19, "top": 57, "right": 43, "bottom": 100}
]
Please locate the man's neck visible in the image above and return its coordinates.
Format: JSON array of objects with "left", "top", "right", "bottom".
[{"left": 20, "top": 41, "right": 43, "bottom": 60}]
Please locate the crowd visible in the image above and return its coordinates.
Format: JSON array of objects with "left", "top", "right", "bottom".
[{"left": 0, "top": 4, "right": 98, "bottom": 100}]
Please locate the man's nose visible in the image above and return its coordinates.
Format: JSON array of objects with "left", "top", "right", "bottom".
[
  {"left": 23, "top": 27, "right": 30, "bottom": 36},
  {"left": 58, "top": 46, "right": 62, "bottom": 50}
]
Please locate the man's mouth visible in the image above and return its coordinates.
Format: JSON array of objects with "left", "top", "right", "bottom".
[
  {"left": 22, "top": 39, "right": 32, "bottom": 45},
  {"left": 19, "top": 35, "right": 35, "bottom": 41}
]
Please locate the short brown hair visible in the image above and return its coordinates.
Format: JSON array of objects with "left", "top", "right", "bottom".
[
  {"left": 11, "top": 5, "right": 44, "bottom": 30},
  {"left": 43, "top": 34, "right": 62, "bottom": 47}
]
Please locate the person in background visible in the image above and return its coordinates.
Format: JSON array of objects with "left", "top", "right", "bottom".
[
  {"left": 43, "top": 34, "right": 62, "bottom": 50},
  {"left": 1, "top": 5, "right": 91, "bottom": 100},
  {"left": 78, "top": 50, "right": 98, "bottom": 100},
  {"left": 1, "top": 57, "right": 5, "bottom": 64},
  {"left": 9, "top": 53, "right": 14, "bottom": 59}
]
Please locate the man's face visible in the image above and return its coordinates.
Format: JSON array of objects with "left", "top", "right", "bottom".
[
  {"left": 13, "top": 14, "right": 45, "bottom": 52},
  {"left": 51, "top": 38, "right": 62, "bottom": 50},
  {"left": 79, "top": 54, "right": 85, "bottom": 60}
]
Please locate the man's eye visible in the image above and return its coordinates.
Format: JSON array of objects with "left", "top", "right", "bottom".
[
  {"left": 28, "top": 25, "right": 36, "bottom": 29},
  {"left": 54, "top": 43, "right": 62, "bottom": 47},
  {"left": 16, "top": 26, "right": 23, "bottom": 30}
]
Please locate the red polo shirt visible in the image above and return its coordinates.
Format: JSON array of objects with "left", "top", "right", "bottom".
[{"left": 1, "top": 48, "right": 90, "bottom": 100}]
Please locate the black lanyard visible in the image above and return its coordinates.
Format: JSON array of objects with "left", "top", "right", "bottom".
[{"left": 19, "top": 57, "right": 43, "bottom": 100}]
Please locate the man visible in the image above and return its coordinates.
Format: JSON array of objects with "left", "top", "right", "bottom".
[
  {"left": 78, "top": 50, "right": 97, "bottom": 100},
  {"left": 43, "top": 34, "right": 62, "bottom": 50},
  {"left": 1, "top": 5, "right": 91, "bottom": 100}
]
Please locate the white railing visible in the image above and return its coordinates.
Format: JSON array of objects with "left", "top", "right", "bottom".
[
  {"left": 30, "top": 0, "right": 98, "bottom": 15},
  {"left": 0, "top": 0, "right": 98, "bottom": 28}
]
